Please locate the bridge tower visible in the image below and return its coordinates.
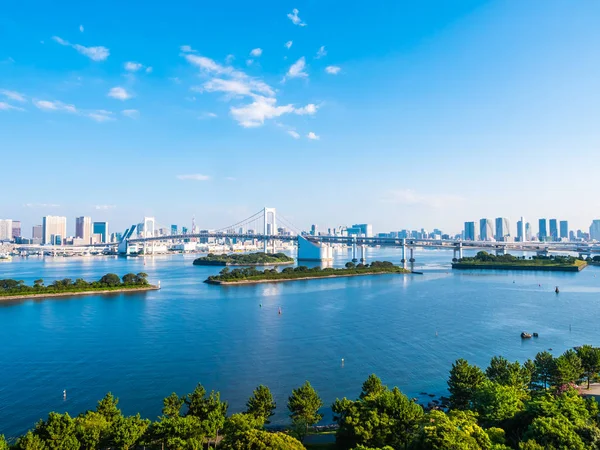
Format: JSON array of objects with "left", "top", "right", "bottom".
[{"left": 263, "top": 207, "right": 277, "bottom": 253}]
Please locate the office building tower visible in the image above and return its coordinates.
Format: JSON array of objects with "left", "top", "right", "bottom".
[
  {"left": 93, "top": 222, "right": 109, "bottom": 243},
  {"left": 538, "top": 219, "right": 547, "bottom": 241},
  {"left": 11, "top": 220, "right": 21, "bottom": 239},
  {"left": 590, "top": 220, "right": 600, "bottom": 241},
  {"left": 495, "top": 217, "right": 510, "bottom": 241},
  {"left": 171, "top": 225, "right": 178, "bottom": 235},
  {"left": 464, "top": 221, "right": 476, "bottom": 241},
  {"left": 517, "top": 218, "right": 525, "bottom": 242},
  {"left": 32, "top": 225, "right": 43, "bottom": 240},
  {"left": 479, "top": 218, "right": 493, "bottom": 241},
  {"left": 42, "top": 216, "right": 67, "bottom": 245},
  {"left": 310, "top": 224, "right": 318, "bottom": 236},
  {"left": 569, "top": 230, "right": 576, "bottom": 241},
  {"left": 75, "top": 216, "right": 93, "bottom": 244},
  {"left": 0, "top": 219, "right": 13, "bottom": 241},
  {"left": 182, "top": 226, "right": 188, "bottom": 234},
  {"left": 560, "top": 221, "right": 568, "bottom": 239},
  {"left": 549, "top": 219, "right": 558, "bottom": 241},
  {"left": 525, "top": 222, "right": 532, "bottom": 241},
  {"left": 352, "top": 224, "right": 373, "bottom": 237}
]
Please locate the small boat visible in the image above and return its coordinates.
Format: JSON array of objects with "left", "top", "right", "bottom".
[
  {"left": 555, "top": 286, "right": 560, "bottom": 294},
  {"left": 521, "top": 332, "right": 532, "bottom": 339},
  {"left": 533, "top": 333, "right": 539, "bottom": 337}
]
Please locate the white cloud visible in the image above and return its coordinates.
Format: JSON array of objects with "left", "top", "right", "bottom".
[
  {"left": 124, "top": 61, "right": 143, "bottom": 72},
  {"left": 325, "top": 65, "right": 341, "bottom": 75},
  {"left": 145, "top": 66, "right": 152, "bottom": 73},
  {"left": 285, "top": 41, "right": 293, "bottom": 49},
  {"left": 295, "top": 103, "right": 318, "bottom": 115},
  {"left": 108, "top": 87, "right": 132, "bottom": 100},
  {"left": 200, "top": 77, "right": 274, "bottom": 98},
  {"left": 230, "top": 96, "right": 296, "bottom": 128},
  {"left": 287, "top": 8, "right": 306, "bottom": 26},
  {"left": 87, "top": 110, "right": 114, "bottom": 122},
  {"left": 177, "top": 174, "right": 211, "bottom": 181},
  {"left": 250, "top": 48, "right": 262, "bottom": 57},
  {"left": 79, "top": 25, "right": 84, "bottom": 33},
  {"left": 122, "top": 109, "right": 139, "bottom": 119},
  {"left": 95, "top": 204, "right": 116, "bottom": 210},
  {"left": 225, "top": 54, "right": 235, "bottom": 64},
  {"left": 169, "top": 77, "right": 182, "bottom": 84},
  {"left": 34, "top": 100, "right": 77, "bottom": 113},
  {"left": 52, "top": 36, "right": 109, "bottom": 61},
  {"left": 307, "top": 131, "right": 320, "bottom": 140},
  {"left": 180, "top": 45, "right": 194, "bottom": 53},
  {"left": 23, "top": 203, "right": 60, "bottom": 208},
  {"left": 0, "top": 101, "right": 25, "bottom": 111},
  {"left": 287, "top": 130, "right": 300, "bottom": 139},
  {"left": 380, "top": 189, "right": 464, "bottom": 208},
  {"left": 0, "top": 89, "right": 26, "bottom": 102},
  {"left": 315, "top": 46, "right": 327, "bottom": 59},
  {"left": 285, "top": 57, "right": 308, "bottom": 80},
  {"left": 246, "top": 59, "right": 254, "bottom": 66},
  {"left": 198, "top": 112, "right": 217, "bottom": 120}
]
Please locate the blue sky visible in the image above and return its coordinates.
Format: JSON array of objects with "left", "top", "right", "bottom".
[{"left": 2, "top": 0, "right": 600, "bottom": 236}]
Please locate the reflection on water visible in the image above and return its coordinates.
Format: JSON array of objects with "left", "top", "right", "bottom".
[{"left": 1, "top": 249, "right": 600, "bottom": 438}]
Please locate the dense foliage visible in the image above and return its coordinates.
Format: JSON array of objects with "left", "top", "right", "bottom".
[
  {"left": 206, "top": 261, "right": 409, "bottom": 283},
  {"left": 193, "top": 252, "right": 294, "bottom": 266},
  {"left": 456, "top": 251, "right": 582, "bottom": 267},
  {"left": 0, "top": 273, "right": 150, "bottom": 297},
  {"left": 5, "top": 348, "right": 600, "bottom": 449}
]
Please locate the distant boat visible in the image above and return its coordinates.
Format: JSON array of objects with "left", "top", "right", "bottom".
[
  {"left": 521, "top": 332, "right": 532, "bottom": 339},
  {"left": 555, "top": 286, "right": 560, "bottom": 294}
]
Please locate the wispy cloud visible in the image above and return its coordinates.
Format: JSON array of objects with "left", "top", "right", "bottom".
[
  {"left": 380, "top": 189, "right": 464, "bottom": 208},
  {"left": 52, "top": 36, "right": 109, "bottom": 61},
  {"left": 124, "top": 61, "right": 143, "bottom": 72},
  {"left": 0, "top": 101, "right": 25, "bottom": 111},
  {"left": 87, "top": 110, "right": 114, "bottom": 122},
  {"left": 145, "top": 66, "right": 153, "bottom": 73},
  {"left": 176, "top": 174, "right": 211, "bottom": 181},
  {"left": 108, "top": 87, "right": 132, "bottom": 100},
  {"left": 285, "top": 57, "right": 308, "bottom": 80},
  {"left": 287, "top": 130, "right": 300, "bottom": 139},
  {"left": 198, "top": 112, "right": 217, "bottom": 120},
  {"left": 246, "top": 59, "right": 254, "bottom": 66},
  {"left": 95, "top": 204, "right": 116, "bottom": 210},
  {"left": 295, "top": 103, "right": 318, "bottom": 115},
  {"left": 0, "top": 89, "right": 26, "bottom": 102},
  {"left": 180, "top": 45, "right": 194, "bottom": 53},
  {"left": 285, "top": 41, "right": 293, "bottom": 50},
  {"left": 325, "top": 65, "right": 341, "bottom": 75},
  {"left": 34, "top": 100, "right": 77, "bottom": 113},
  {"left": 225, "top": 54, "right": 235, "bottom": 64},
  {"left": 122, "top": 109, "right": 139, "bottom": 119},
  {"left": 307, "top": 131, "right": 320, "bottom": 140},
  {"left": 79, "top": 25, "right": 84, "bottom": 33},
  {"left": 250, "top": 48, "right": 262, "bottom": 57},
  {"left": 287, "top": 8, "right": 306, "bottom": 26},
  {"left": 23, "top": 203, "right": 60, "bottom": 208},
  {"left": 225, "top": 176, "right": 236, "bottom": 181},
  {"left": 315, "top": 46, "right": 327, "bottom": 59},
  {"left": 34, "top": 99, "right": 114, "bottom": 122}
]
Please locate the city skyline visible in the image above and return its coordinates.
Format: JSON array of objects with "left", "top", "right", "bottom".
[{"left": 3, "top": 1, "right": 600, "bottom": 232}]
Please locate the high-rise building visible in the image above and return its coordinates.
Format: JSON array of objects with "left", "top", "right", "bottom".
[
  {"left": 538, "top": 219, "right": 547, "bottom": 241},
  {"left": 42, "top": 216, "right": 67, "bottom": 245},
  {"left": 495, "top": 217, "right": 510, "bottom": 241},
  {"left": 590, "top": 220, "right": 600, "bottom": 241},
  {"left": 479, "top": 218, "right": 493, "bottom": 241},
  {"left": 11, "top": 220, "right": 21, "bottom": 239},
  {"left": 76, "top": 216, "right": 93, "bottom": 244},
  {"left": 569, "top": 230, "right": 576, "bottom": 241},
  {"left": 32, "top": 225, "right": 43, "bottom": 240},
  {"left": 310, "top": 224, "right": 318, "bottom": 236},
  {"left": 0, "top": 219, "right": 13, "bottom": 241},
  {"left": 182, "top": 226, "right": 188, "bottom": 234},
  {"left": 525, "top": 222, "right": 532, "bottom": 241},
  {"left": 93, "top": 222, "right": 109, "bottom": 243},
  {"left": 560, "top": 220, "right": 569, "bottom": 239},
  {"left": 517, "top": 217, "right": 525, "bottom": 242},
  {"left": 549, "top": 219, "right": 558, "bottom": 241},
  {"left": 351, "top": 224, "right": 373, "bottom": 237},
  {"left": 171, "top": 225, "right": 178, "bottom": 235},
  {"left": 464, "top": 221, "right": 476, "bottom": 241}
]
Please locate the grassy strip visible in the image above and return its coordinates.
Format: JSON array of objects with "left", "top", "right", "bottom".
[
  {"left": 0, "top": 285, "right": 158, "bottom": 299},
  {"left": 193, "top": 252, "right": 294, "bottom": 266}
]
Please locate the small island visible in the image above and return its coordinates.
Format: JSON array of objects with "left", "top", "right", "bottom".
[
  {"left": 452, "top": 251, "right": 587, "bottom": 272},
  {"left": 0, "top": 272, "right": 159, "bottom": 300},
  {"left": 205, "top": 261, "right": 410, "bottom": 285},
  {"left": 193, "top": 252, "right": 294, "bottom": 266}
]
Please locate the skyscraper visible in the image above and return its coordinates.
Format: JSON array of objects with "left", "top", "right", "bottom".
[
  {"left": 479, "top": 218, "right": 493, "bottom": 241},
  {"left": 32, "top": 225, "right": 43, "bottom": 240},
  {"left": 93, "top": 222, "right": 109, "bottom": 243},
  {"left": 525, "top": 222, "right": 532, "bottom": 241},
  {"left": 590, "top": 220, "right": 600, "bottom": 241},
  {"left": 310, "top": 224, "right": 318, "bottom": 236},
  {"left": 171, "top": 225, "right": 178, "bottom": 235},
  {"left": 538, "top": 219, "right": 547, "bottom": 241},
  {"left": 549, "top": 219, "right": 558, "bottom": 241},
  {"left": 517, "top": 217, "right": 525, "bottom": 242},
  {"left": 76, "top": 216, "right": 93, "bottom": 244},
  {"left": 495, "top": 217, "right": 510, "bottom": 241},
  {"left": 464, "top": 221, "right": 476, "bottom": 241},
  {"left": 11, "top": 221, "right": 21, "bottom": 239},
  {"left": 0, "top": 219, "right": 12, "bottom": 241},
  {"left": 352, "top": 224, "right": 373, "bottom": 237},
  {"left": 560, "top": 220, "right": 568, "bottom": 240},
  {"left": 42, "top": 216, "right": 67, "bottom": 245}
]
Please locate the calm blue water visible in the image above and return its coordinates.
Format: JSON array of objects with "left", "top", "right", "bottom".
[{"left": 1, "top": 248, "right": 600, "bottom": 438}]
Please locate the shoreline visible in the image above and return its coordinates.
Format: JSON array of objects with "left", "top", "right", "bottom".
[
  {"left": 193, "top": 261, "right": 295, "bottom": 267},
  {"left": 0, "top": 285, "right": 160, "bottom": 302},
  {"left": 452, "top": 263, "right": 586, "bottom": 272},
  {"left": 205, "top": 271, "right": 409, "bottom": 285}
]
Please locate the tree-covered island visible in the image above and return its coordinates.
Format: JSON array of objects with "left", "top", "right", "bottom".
[
  {"left": 452, "top": 251, "right": 587, "bottom": 272},
  {"left": 205, "top": 261, "right": 410, "bottom": 285},
  {"left": 0, "top": 273, "right": 157, "bottom": 300},
  {"left": 193, "top": 252, "right": 295, "bottom": 266}
]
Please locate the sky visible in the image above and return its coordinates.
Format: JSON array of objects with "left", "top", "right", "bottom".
[{"left": 2, "top": 0, "right": 600, "bottom": 237}]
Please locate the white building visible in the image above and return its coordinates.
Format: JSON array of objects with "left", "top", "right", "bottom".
[
  {"left": 0, "top": 219, "right": 13, "bottom": 241},
  {"left": 42, "top": 215, "right": 67, "bottom": 245},
  {"left": 75, "top": 216, "right": 93, "bottom": 244},
  {"left": 590, "top": 220, "right": 600, "bottom": 241}
]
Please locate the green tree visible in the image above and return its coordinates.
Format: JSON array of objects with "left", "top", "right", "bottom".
[
  {"left": 287, "top": 381, "right": 323, "bottom": 441},
  {"left": 34, "top": 412, "right": 79, "bottom": 450},
  {"left": 486, "top": 356, "right": 530, "bottom": 391},
  {"left": 151, "top": 415, "right": 205, "bottom": 450},
  {"left": 523, "top": 359, "right": 537, "bottom": 391},
  {"left": 220, "top": 429, "right": 305, "bottom": 450},
  {"left": 473, "top": 381, "right": 524, "bottom": 424},
  {"left": 576, "top": 345, "right": 600, "bottom": 389},
  {"left": 99, "top": 273, "right": 121, "bottom": 287},
  {"left": 0, "top": 435, "right": 9, "bottom": 450},
  {"left": 360, "top": 374, "right": 387, "bottom": 399},
  {"left": 551, "top": 349, "right": 583, "bottom": 387},
  {"left": 110, "top": 414, "right": 149, "bottom": 450},
  {"left": 447, "top": 359, "right": 485, "bottom": 410},
  {"left": 522, "top": 416, "right": 585, "bottom": 450},
  {"left": 121, "top": 273, "right": 137, "bottom": 285},
  {"left": 74, "top": 411, "right": 110, "bottom": 450},
  {"left": 96, "top": 393, "right": 122, "bottom": 422},
  {"left": 162, "top": 392, "right": 185, "bottom": 419},
  {"left": 135, "top": 273, "right": 149, "bottom": 285},
  {"left": 345, "top": 262, "right": 356, "bottom": 269},
  {"left": 410, "top": 410, "right": 492, "bottom": 450},
  {"left": 33, "top": 279, "right": 44, "bottom": 288},
  {"left": 15, "top": 431, "right": 46, "bottom": 450},
  {"left": 533, "top": 351, "right": 555, "bottom": 390},
  {"left": 245, "top": 385, "right": 276, "bottom": 424},
  {"left": 184, "top": 383, "right": 228, "bottom": 443}
]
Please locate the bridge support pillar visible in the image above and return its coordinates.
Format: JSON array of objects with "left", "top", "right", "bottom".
[
  {"left": 352, "top": 237, "right": 358, "bottom": 262},
  {"left": 360, "top": 245, "right": 366, "bottom": 263},
  {"left": 409, "top": 247, "right": 414, "bottom": 262},
  {"left": 496, "top": 247, "right": 506, "bottom": 256},
  {"left": 400, "top": 239, "right": 407, "bottom": 268}
]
